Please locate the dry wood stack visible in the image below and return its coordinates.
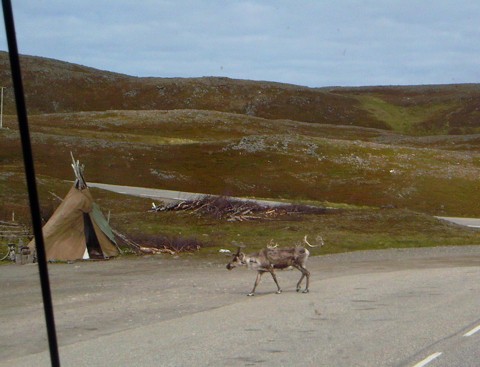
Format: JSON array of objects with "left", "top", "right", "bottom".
[
  {"left": 151, "top": 195, "right": 330, "bottom": 221},
  {"left": 0, "top": 220, "right": 30, "bottom": 240}
]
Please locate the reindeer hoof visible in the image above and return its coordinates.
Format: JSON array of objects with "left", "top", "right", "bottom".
[
  {"left": 296, "top": 288, "right": 301, "bottom": 292},
  {"left": 276, "top": 290, "right": 282, "bottom": 294},
  {"left": 302, "top": 289, "right": 309, "bottom": 294},
  {"left": 247, "top": 293, "right": 255, "bottom": 297}
]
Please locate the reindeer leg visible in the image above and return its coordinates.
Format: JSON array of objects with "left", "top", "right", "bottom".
[
  {"left": 294, "top": 265, "right": 310, "bottom": 293},
  {"left": 302, "top": 267, "right": 311, "bottom": 293},
  {"left": 269, "top": 269, "right": 282, "bottom": 294},
  {"left": 248, "top": 271, "right": 264, "bottom": 296},
  {"left": 293, "top": 264, "right": 304, "bottom": 292},
  {"left": 296, "top": 273, "right": 305, "bottom": 292}
]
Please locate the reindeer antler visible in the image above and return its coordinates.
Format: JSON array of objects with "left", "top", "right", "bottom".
[
  {"left": 231, "top": 241, "right": 246, "bottom": 255},
  {"left": 303, "top": 235, "right": 325, "bottom": 248},
  {"left": 267, "top": 239, "right": 278, "bottom": 248},
  {"left": 303, "top": 235, "right": 316, "bottom": 248}
]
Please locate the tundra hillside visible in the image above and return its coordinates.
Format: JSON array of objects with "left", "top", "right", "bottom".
[{"left": 1, "top": 53, "right": 479, "bottom": 254}]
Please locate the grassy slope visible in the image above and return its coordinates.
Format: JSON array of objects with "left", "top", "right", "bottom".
[
  {"left": 2, "top": 53, "right": 480, "bottom": 135},
  {"left": 1, "top": 54, "right": 479, "bottom": 255},
  {"left": 11, "top": 110, "right": 480, "bottom": 216},
  {"left": 331, "top": 85, "right": 480, "bottom": 134},
  {"left": 1, "top": 109, "right": 479, "bottom": 255}
]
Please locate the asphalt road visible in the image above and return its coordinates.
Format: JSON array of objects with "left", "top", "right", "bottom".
[
  {"left": 88, "top": 182, "right": 291, "bottom": 207},
  {"left": 88, "top": 182, "right": 205, "bottom": 203},
  {"left": 1, "top": 246, "right": 479, "bottom": 367},
  {"left": 436, "top": 216, "right": 480, "bottom": 229}
]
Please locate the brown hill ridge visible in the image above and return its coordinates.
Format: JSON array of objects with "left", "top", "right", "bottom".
[{"left": 1, "top": 52, "right": 479, "bottom": 135}]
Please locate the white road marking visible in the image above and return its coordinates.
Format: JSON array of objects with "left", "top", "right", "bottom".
[
  {"left": 412, "top": 352, "right": 442, "bottom": 367},
  {"left": 410, "top": 322, "right": 480, "bottom": 367},
  {"left": 464, "top": 324, "right": 480, "bottom": 337}
]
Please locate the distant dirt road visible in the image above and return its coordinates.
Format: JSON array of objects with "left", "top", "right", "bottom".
[
  {"left": 88, "top": 182, "right": 204, "bottom": 202},
  {"left": 436, "top": 216, "right": 480, "bottom": 228},
  {"left": 1, "top": 246, "right": 479, "bottom": 366},
  {"left": 88, "top": 182, "right": 286, "bottom": 207}
]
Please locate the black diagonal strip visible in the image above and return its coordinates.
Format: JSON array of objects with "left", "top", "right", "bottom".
[{"left": 1, "top": 1, "right": 60, "bottom": 366}]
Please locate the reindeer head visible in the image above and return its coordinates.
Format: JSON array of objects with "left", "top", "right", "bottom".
[{"left": 226, "top": 245, "right": 246, "bottom": 270}]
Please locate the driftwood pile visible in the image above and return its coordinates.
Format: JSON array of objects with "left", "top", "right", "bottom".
[
  {"left": 151, "top": 196, "right": 329, "bottom": 221},
  {"left": 112, "top": 229, "right": 202, "bottom": 255},
  {"left": 0, "top": 220, "right": 30, "bottom": 240},
  {"left": 133, "top": 233, "right": 202, "bottom": 254}
]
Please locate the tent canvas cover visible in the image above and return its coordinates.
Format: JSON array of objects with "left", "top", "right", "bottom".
[{"left": 28, "top": 186, "right": 118, "bottom": 261}]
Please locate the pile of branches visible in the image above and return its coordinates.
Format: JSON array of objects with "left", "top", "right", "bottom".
[
  {"left": 0, "top": 220, "right": 31, "bottom": 241},
  {"left": 151, "top": 195, "right": 330, "bottom": 222},
  {"left": 128, "top": 233, "right": 203, "bottom": 255},
  {"left": 113, "top": 230, "right": 203, "bottom": 255}
]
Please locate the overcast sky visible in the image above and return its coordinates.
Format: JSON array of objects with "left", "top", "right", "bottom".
[{"left": 1, "top": 0, "right": 479, "bottom": 87}]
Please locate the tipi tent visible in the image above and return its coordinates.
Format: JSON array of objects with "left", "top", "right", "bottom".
[{"left": 28, "top": 155, "right": 119, "bottom": 261}]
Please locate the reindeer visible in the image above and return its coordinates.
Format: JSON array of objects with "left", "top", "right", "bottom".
[{"left": 226, "top": 236, "right": 324, "bottom": 296}]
